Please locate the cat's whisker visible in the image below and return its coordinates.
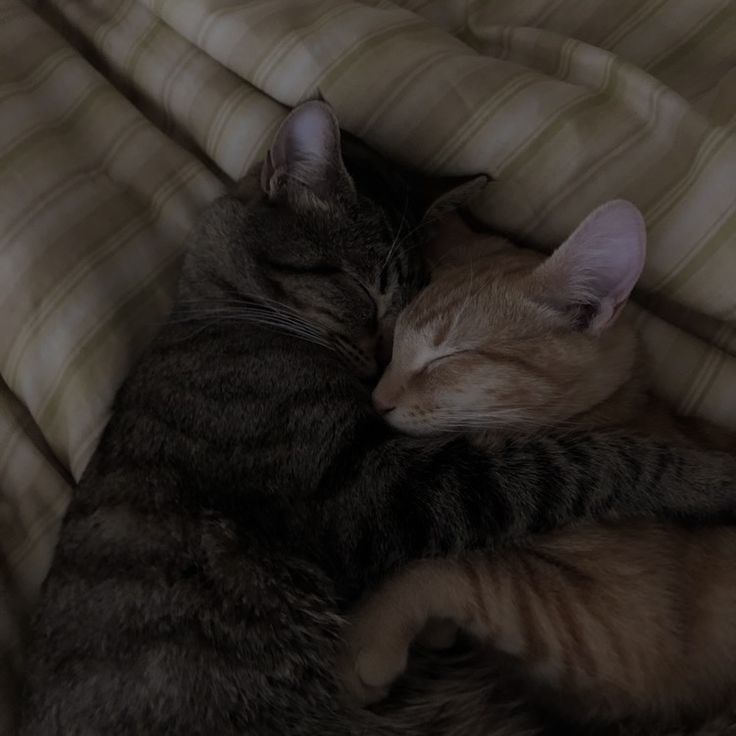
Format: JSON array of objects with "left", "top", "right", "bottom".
[
  {"left": 382, "top": 218, "right": 432, "bottom": 271},
  {"left": 176, "top": 301, "right": 328, "bottom": 333},
  {"left": 166, "top": 301, "right": 339, "bottom": 353},
  {"left": 383, "top": 198, "right": 473, "bottom": 271},
  {"left": 220, "top": 310, "right": 328, "bottom": 337},
  {"left": 172, "top": 317, "right": 335, "bottom": 352},
  {"left": 170, "top": 291, "right": 384, "bottom": 365},
  {"left": 177, "top": 295, "right": 317, "bottom": 324},
  {"left": 381, "top": 196, "right": 411, "bottom": 274}
]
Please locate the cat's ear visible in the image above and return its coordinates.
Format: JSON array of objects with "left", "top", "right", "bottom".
[
  {"left": 422, "top": 175, "right": 489, "bottom": 223},
  {"left": 533, "top": 200, "right": 646, "bottom": 334},
  {"left": 419, "top": 175, "right": 489, "bottom": 266},
  {"left": 260, "top": 101, "right": 355, "bottom": 210}
]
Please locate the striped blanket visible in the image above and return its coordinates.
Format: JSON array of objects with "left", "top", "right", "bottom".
[{"left": 1, "top": 0, "right": 735, "bottom": 730}]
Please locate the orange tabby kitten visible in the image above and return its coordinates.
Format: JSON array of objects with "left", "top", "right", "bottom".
[{"left": 340, "top": 201, "right": 736, "bottom": 727}]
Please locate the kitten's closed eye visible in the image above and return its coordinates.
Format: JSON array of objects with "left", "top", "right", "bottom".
[{"left": 425, "top": 349, "right": 473, "bottom": 368}]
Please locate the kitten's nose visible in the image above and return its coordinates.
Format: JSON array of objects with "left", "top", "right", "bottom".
[{"left": 372, "top": 393, "right": 395, "bottom": 415}]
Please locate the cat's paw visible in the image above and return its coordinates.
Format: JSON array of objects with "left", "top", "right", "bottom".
[
  {"left": 337, "top": 627, "right": 409, "bottom": 706},
  {"left": 337, "top": 650, "right": 393, "bottom": 705}
]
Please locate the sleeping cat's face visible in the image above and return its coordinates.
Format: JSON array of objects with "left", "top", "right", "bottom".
[
  {"left": 373, "top": 202, "right": 646, "bottom": 435},
  {"left": 180, "top": 102, "right": 425, "bottom": 378}
]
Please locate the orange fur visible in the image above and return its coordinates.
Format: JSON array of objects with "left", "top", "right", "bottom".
[
  {"left": 340, "top": 205, "right": 736, "bottom": 727},
  {"left": 342, "top": 523, "right": 736, "bottom": 724}
]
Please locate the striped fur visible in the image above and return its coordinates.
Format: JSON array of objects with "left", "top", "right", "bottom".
[
  {"left": 5, "top": 3, "right": 736, "bottom": 728},
  {"left": 18, "top": 106, "right": 736, "bottom": 735}
]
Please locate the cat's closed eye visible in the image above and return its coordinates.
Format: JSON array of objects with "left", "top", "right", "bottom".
[
  {"left": 423, "top": 350, "right": 472, "bottom": 371},
  {"left": 259, "top": 257, "right": 342, "bottom": 276}
]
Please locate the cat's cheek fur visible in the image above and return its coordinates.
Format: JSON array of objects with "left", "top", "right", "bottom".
[{"left": 384, "top": 406, "right": 438, "bottom": 437}]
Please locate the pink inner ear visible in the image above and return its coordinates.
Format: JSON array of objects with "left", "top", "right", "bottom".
[
  {"left": 287, "top": 105, "right": 332, "bottom": 153},
  {"left": 260, "top": 101, "right": 339, "bottom": 197},
  {"left": 540, "top": 200, "right": 646, "bottom": 332}
]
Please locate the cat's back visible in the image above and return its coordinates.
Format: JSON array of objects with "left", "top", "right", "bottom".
[
  {"left": 88, "top": 320, "right": 373, "bottom": 503},
  {"left": 21, "top": 321, "right": 366, "bottom": 734}
]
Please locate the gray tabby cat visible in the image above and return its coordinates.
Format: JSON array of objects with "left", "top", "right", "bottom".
[{"left": 18, "top": 101, "right": 736, "bottom": 736}]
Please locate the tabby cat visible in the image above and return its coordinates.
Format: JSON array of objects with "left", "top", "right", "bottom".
[
  {"left": 20, "top": 105, "right": 736, "bottom": 736},
  {"left": 340, "top": 201, "right": 736, "bottom": 729}
]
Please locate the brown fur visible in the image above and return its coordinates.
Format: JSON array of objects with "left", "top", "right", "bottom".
[{"left": 340, "top": 209, "right": 736, "bottom": 729}]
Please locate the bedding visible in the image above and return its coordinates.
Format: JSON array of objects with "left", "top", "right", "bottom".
[{"left": 1, "top": 0, "right": 735, "bottom": 730}]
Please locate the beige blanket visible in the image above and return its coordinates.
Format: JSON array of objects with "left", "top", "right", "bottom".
[{"left": 1, "top": 0, "right": 735, "bottom": 730}]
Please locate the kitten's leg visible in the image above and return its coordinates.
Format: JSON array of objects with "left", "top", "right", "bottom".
[{"left": 339, "top": 559, "right": 473, "bottom": 704}]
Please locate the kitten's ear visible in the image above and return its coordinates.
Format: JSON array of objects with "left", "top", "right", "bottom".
[
  {"left": 422, "top": 175, "right": 489, "bottom": 223},
  {"left": 260, "top": 101, "right": 355, "bottom": 210},
  {"left": 533, "top": 200, "right": 646, "bottom": 334}
]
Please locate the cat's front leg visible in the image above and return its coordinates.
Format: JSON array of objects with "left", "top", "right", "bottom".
[
  {"left": 338, "top": 558, "right": 474, "bottom": 704},
  {"left": 338, "top": 589, "right": 415, "bottom": 705}
]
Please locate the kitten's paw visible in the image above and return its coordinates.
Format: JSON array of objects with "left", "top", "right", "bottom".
[
  {"left": 337, "top": 653, "right": 386, "bottom": 705},
  {"left": 416, "top": 618, "right": 458, "bottom": 650},
  {"left": 337, "top": 628, "right": 409, "bottom": 705}
]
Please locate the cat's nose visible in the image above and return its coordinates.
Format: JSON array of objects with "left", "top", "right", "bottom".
[{"left": 372, "top": 393, "right": 396, "bottom": 415}]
